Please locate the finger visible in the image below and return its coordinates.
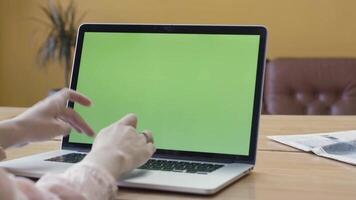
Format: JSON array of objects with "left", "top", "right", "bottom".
[
  {"left": 62, "top": 109, "right": 95, "bottom": 136},
  {"left": 59, "top": 116, "right": 83, "bottom": 133},
  {"left": 61, "top": 109, "right": 95, "bottom": 137},
  {"left": 138, "top": 132, "right": 148, "bottom": 144},
  {"left": 60, "top": 88, "right": 92, "bottom": 107},
  {"left": 55, "top": 120, "right": 72, "bottom": 136},
  {"left": 142, "top": 130, "right": 154, "bottom": 144},
  {"left": 146, "top": 143, "right": 156, "bottom": 156},
  {"left": 117, "top": 113, "right": 137, "bottom": 128}
]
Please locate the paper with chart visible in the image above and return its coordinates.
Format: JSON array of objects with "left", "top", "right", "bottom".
[{"left": 268, "top": 130, "right": 356, "bottom": 165}]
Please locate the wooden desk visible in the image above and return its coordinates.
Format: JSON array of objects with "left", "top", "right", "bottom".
[
  {"left": 2, "top": 107, "right": 356, "bottom": 200},
  {"left": 0, "top": 107, "right": 26, "bottom": 121}
]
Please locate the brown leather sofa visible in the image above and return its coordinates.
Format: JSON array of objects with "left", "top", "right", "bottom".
[{"left": 262, "top": 58, "right": 356, "bottom": 115}]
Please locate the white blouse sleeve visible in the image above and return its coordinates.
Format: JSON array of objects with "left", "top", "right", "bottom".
[{"left": 0, "top": 162, "right": 118, "bottom": 200}]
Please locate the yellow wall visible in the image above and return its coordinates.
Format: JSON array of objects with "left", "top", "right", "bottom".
[{"left": 1, "top": 0, "right": 356, "bottom": 106}]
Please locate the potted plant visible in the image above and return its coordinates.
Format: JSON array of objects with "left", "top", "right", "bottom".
[{"left": 36, "top": 0, "right": 84, "bottom": 87}]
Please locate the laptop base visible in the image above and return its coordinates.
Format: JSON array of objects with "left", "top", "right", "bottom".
[{"left": 0, "top": 150, "right": 253, "bottom": 195}]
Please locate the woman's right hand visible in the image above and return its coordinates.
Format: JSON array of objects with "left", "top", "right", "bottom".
[{"left": 81, "top": 114, "right": 156, "bottom": 178}]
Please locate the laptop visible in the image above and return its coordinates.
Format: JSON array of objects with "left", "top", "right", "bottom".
[{"left": 0, "top": 24, "right": 267, "bottom": 194}]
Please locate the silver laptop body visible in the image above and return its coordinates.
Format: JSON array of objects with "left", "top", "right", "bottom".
[{"left": 0, "top": 24, "right": 267, "bottom": 195}]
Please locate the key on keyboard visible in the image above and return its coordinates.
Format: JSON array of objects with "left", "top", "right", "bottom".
[
  {"left": 138, "top": 159, "right": 224, "bottom": 174},
  {"left": 45, "top": 153, "right": 86, "bottom": 163}
]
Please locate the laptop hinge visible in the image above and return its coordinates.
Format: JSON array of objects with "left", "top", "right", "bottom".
[{"left": 61, "top": 146, "right": 90, "bottom": 153}]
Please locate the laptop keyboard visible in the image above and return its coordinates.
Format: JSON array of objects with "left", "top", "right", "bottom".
[
  {"left": 45, "top": 153, "right": 86, "bottom": 163},
  {"left": 138, "top": 159, "right": 224, "bottom": 174},
  {"left": 45, "top": 153, "right": 224, "bottom": 174}
]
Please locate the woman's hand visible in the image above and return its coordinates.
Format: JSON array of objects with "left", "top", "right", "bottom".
[
  {"left": 13, "top": 88, "right": 95, "bottom": 145},
  {"left": 81, "top": 114, "right": 156, "bottom": 178}
]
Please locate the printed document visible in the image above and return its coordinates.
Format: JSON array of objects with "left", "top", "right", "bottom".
[{"left": 268, "top": 130, "right": 356, "bottom": 165}]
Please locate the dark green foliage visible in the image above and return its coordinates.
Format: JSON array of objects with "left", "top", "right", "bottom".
[{"left": 36, "top": 0, "right": 83, "bottom": 86}]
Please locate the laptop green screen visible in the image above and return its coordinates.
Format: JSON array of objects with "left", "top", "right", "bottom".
[{"left": 69, "top": 32, "right": 260, "bottom": 156}]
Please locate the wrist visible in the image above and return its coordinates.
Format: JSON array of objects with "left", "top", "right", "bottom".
[
  {"left": 81, "top": 150, "right": 125, "bottom": 179},
  {"left": 0, "top": 118, "right": 26, "bottom": 149}
]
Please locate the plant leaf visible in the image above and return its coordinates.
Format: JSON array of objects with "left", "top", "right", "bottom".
[{"left": 36, "top": 0, "right": 81, "bottom": 71}]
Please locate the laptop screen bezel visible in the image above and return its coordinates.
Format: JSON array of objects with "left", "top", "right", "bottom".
[{"left": 62, "top": 24, "right": 267, "bottom": 164}]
